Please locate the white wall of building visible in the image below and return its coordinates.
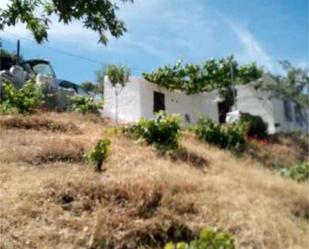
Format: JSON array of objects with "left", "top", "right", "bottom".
[
  {"left": 103, "top": 78, "right": 143, "bottom": 123},
  {"left": 236, "top": 84, "right": 308, "bottom": 133},
  {"left": 104, "top": 77, "right": 219, "bottom": 124}
]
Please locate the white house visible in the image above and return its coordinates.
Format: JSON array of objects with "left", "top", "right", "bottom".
[
  {"left": 103, "top": 77, "right": 218, "bottom": 125},
  {"left": 104, "top": 76, "right": 308, "bottom": 134}
]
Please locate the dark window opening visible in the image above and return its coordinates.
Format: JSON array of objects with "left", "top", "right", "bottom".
[
  {"left": 153, "top": 91, "right": 165, "bottom": 113},
  {"left": 184, "top": 114, "right": 191, "bottom": 123},
  {"left": 218, "top": 101, "right": 231, "bottom": 124},
  {"left": 283, "top": 100, "right": 293, "bottom": 122}
]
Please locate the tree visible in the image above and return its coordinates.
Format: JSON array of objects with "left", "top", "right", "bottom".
[
  {"left": 80, "top": 81, "right": 101, "bottom": 94},
  {"left": 0, "top": 0, "right": 133, "bottom": 45},
  {"left": 262, "top": 61, "right": 309, "bottom": 107},
  {"left": 143, "top": 56, "right": 263, "bottom": 95},
  {"left": 0, "top": 48, "right": 23, "bottom": 70},
  {"left": 105, "top": 64, "right": 130, "bottom": 123},
  {"left": 95, "top": 66, "right": 106, "bottom": 96}
]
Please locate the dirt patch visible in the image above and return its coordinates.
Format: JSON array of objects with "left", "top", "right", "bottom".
[
  {"left": 89, "top": 213, "right": 195, "bottom": 249},
  {"left": 169, "top": 147, "right": 208, "bottom": 169},
  {"left": 27, "top": 148, "right": 85, "bottom": 165},
  {"left": 39, "top": 178, "right": 200, "bottom": 218},
  {"left": 0, "top": 115, "right": 81, "bottom": 134}
]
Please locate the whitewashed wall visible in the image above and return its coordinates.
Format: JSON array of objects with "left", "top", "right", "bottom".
[
  {"left": 103, "top": 77, "right": 143, "bottom": 123},
  {"left": 104, "top": 77, "right": 219, "bottom": 124},
  {"left": 236, "top": 84, "right": 308, "bottom": 133},
  {"left": 236, "top": 85, "right": 276, "bottom": 133}
]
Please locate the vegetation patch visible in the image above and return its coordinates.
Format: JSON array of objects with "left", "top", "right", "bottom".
[
  {"left": 239, "top": 112, "right": 268, "bottom": 139},
  {"left": 279, "top": 163, "right": 309, "bottom": 182},
  {"left": 70, "top": 95, "right": 103, "bottom": 115},
  {"left": 0, "top": 115, "right": 81, "bottom": 134},
  {"left": 195, "top": 117, "right": 245, "bottom": 151},
  {"left": 123, "top": 111, "right": 181, "bottom": 152},
  {"left": 84, "top": 138, "right": 111, "bottom": 172},
  {"left": 165, "top": 227, "right": 235, "bottom": 249},
  {"left": 0, "top": 80, "right": 44, "bottom": 114}
]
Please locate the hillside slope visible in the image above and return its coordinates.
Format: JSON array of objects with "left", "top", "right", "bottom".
[{"left": 0, "top": 113, "right": 308, "bottom": 249}]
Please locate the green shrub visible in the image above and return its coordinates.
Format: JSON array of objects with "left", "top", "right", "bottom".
[
  {"left": 1, "top": 80, "right": 43, "bottom": 114},
  {"left": 280, "top": 163, "right": 309, "bottom": 182},
  {"left": 196, "top": 117, "right": 245, "bottom": 150},
  {"left": 70, "top": 95, "right": 103, "bottom": 114},
  {"left": 123, "top": 111, "right": 181, "bottom": 151},
  {"left": 165, "top": 227, "right": 236, "bottom": 249},
  {"left": 239, "top": 113, "right": 268, "bottom": 139},
  {"left": 84, "top": 138, "right": 111, "bottom": 172}
]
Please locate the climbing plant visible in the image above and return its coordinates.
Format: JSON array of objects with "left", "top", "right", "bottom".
[{"left": 143, "top": 56, "right": 263, "bottom": 95}]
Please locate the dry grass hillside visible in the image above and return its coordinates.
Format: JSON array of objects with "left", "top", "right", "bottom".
[{"left": 0, "top": 112, "right": 308, "bottom": 249}]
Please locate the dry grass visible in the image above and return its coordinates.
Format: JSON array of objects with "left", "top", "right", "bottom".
[
  {"left": 0, "top": 112, "right": 308, "bottom": 249},
  {"left": 245, "top": 133, "right": 308, "bottom": 168}
]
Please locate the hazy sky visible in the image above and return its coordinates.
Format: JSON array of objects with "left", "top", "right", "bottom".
[{"left": 1, "top": 0, "right": 308, "bottom": 83}]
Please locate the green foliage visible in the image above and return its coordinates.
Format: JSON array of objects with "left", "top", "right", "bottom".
[
  {"left": 0, "top": 48, "right": 23, "bottom": 70},
  {"left": 165, "top": 227, "right": 236, "bottom": 249},
  {"left": 239, "top": 113, "right": 268, "bottom": 139},
  {"left": 123, "top": 111, "right": 182, "bottom": 151},
  {"left": 196, "top": 117, "right": 245, "bottom": 150},
  {"left": 280, "top": 163, "right": 309, "bottom": 182},
  {"left": 105, "top": 64, "right": 131, "bottom": 88},
  {"left": 261, "top": 61, "right": 309, "bottom": 107},
  {"left": 0, "top": 0, "right": 133, "bottom": 44},
  {"left": 0, "top": 102, "right": 19, "bottom": 115},
  {"left": 70, "top": 95, "right": 103, "bottom": 114},
  {"left": 143, "top": 56, "right": 263, "bottom": 95},
  {"left": 84, "top": 139, "right": 111, "bottom": 172},
  {"left": 1, "top": 80, "right": 43, "bottom": 113},
  {"left": 80, "top": 81, "right": 101, "bottom": 94}
]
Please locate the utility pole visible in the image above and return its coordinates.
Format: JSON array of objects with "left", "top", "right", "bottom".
[
  {"left": 230, "top": 62, "right": 237, "bottom": 110},
  {"left": 16, "top": 40, "right": 20, "bottom": 65}
]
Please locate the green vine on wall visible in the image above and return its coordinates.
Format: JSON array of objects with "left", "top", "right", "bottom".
[{"left": 143, "top": 56, "right": 263, "bottom": 95}]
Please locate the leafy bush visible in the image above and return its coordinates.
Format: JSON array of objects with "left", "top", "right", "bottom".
[
  {"left": 280, "top": 163, "right": 309, "bottom": 182},
  {"left": 165, "top": 227, "right": 235, "bottom": 249},
  {"left": 1, "top": 80, "right": 43, "bottom": 114},
  {"left": 196, "top": 117, "right": 245, "bottom": 150},
  {"left": 123, "top": 111, "right": 181, "bottom": 151},
  {"left": 70, "top": 95, "right": 103, "bottom": 114},
  {"left": 239, "top": 113, "right": 268, "bottom": 139},
  {"left": 84, "top": 139, "right": 111, "bottom": 172}
]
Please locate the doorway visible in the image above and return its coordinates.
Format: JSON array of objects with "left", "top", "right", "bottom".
[
  {"left": 218, "top": 101, "right": 230, "bottom": 124},
  {"left": 153, "top": 91, "right": 165, "bottom": 113}
]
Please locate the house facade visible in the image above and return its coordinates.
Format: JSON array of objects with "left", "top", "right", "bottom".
[
  {"left": 104, "top": 77, "right": 308, "bottom": 133},
  {"left": 103, "top": 77, "right": 218, "bottom": 124}
]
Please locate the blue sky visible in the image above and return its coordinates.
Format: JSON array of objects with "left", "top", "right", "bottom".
[{"left": 0, "top": 0, "right": 308, "bottom": 83}]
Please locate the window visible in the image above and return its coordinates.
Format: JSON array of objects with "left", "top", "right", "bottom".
[
  {"left": 184, "top": 114, "right": 191, "bottom": 123},
  {"left": 153, "top": 91, "right": 165, "bottom": 113},
  {"left": 283, "top": 100, "right": 293, "bottom": 122},
  {"left": 32, "top": 63, "right": 55, "bottom": 77},
  {"left": 294, "top": 104, "right": 304, "bottom": 125},
  {"left": 59, "top": 81, "right": 89, "bottom": 96}
]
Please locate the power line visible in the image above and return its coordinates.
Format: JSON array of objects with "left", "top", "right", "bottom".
[{"left": 0, "top": 30, "right": 150, "bottom": 72}]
